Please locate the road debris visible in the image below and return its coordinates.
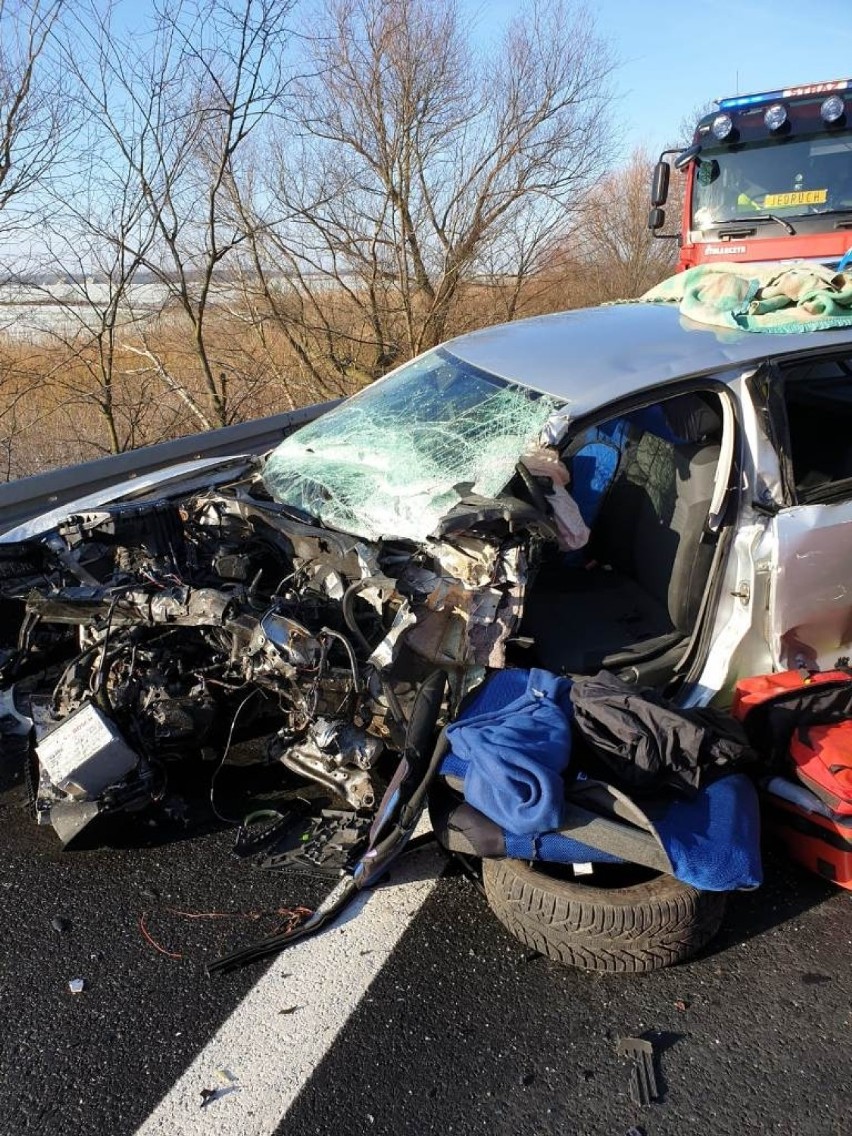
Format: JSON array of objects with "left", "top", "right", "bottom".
[
  {"left": 616, "top": 1037, "right": 660, "bottom": 1107},
  {"left": 67, "top": 978, "right": 86, "bottom": 994},
  {"left": 199, "top": 1068, "right": 239, "bottom": 1108},
  {"left": 139, "top": 912, "right": 183, "bottom": 960}
]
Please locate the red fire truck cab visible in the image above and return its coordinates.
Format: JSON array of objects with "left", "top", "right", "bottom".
[{"left": 649, "top": 79, "right": 852, "bottom": 271}]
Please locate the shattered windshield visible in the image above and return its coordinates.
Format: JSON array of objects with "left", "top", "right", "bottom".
[{"left": 262, "top": 348, "right": 560, "bottom": 542}]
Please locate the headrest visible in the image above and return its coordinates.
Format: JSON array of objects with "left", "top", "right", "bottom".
[{"left": 662, "top": 394, "right": 722, "bottom": 444}]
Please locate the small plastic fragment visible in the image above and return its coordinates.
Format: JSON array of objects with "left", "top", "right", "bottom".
[
  {"left": 0, "top": 685, "right": 34, "bottom": 736},
  {"left": 199, "top": 1068, "right": 238, "bottom": 1108},
  {"left": 52, "top": 916, "right": 71, "bottom": 934},
  {"left": 68, "top": 978, "right": 86, "bottom": 994},
  {"left": 616, "top": 1037, "right": 659, "bottom": 1106}
]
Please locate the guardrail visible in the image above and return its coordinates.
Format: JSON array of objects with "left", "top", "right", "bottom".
[{"left": 0, "top": 399, "right": 337, "bottom": 532}]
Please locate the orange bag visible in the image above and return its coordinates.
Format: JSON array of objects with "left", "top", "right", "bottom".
[
  {"left": 764, "top": 787, "right": 852, "bottom": 891},
  {"left": 731, "top": 669, "right": 852, "bottom": 765},
  {"left": 789, "top": 721, "right": 852, "bottom": 817},
  {"left": 732, "top": 669, "right": 852, "bottom": 721}
]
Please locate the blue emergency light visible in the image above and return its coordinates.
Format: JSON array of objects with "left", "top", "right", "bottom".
[{"left": 718, "top": 78, "right": 851, "bottom": 110}]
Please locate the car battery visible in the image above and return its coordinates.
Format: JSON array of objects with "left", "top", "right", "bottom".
[
  {"left": 762, "top": 777, "right": 852, "bottom": 891},
  {"left": 35, "top": 702, "right": 138, "bottom": 799}
]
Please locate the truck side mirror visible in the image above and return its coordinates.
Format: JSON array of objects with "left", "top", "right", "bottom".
[
  {"left": 674, "top": 143, "right": 701, "bottom": 171},
  {"left": 651, "top": 161, "right": 670, "bottom": 207},
  {"left": 648, "top": 206, "right": 666, "bottom": 231}
]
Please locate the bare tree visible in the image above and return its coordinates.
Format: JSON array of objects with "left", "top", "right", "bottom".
[
  {"left": 58, "top": 0, "right": 296, "bottom": 428},
  {"left": 0, "top": 0, "right": 67, "bottom": 235},
  {"left": 234, "top": 0, "right": 618, "bottom": 387},
  {"left": 554, "top": 148, "right": 679, "bottom": 304},
  {"left": 0, "top": 338, "right": 52, "bottom": 479}
]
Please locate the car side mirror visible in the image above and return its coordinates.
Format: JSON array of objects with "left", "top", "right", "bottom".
[
  {"left": 648, "top": 206, "right": 666, "bottom": 231},
  {"left": 651, "top": 161, "right": 670, "bottom": 208}
]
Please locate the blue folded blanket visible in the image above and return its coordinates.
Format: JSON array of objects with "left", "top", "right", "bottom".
[
  {"left": 648, "top": 773, "right": 762, "bottom": 890},
  {"left": 445, "top": 668, "right": 572, "bottom": 834},
  {"left": 441, "top": 667, "right": 762, "bottom": 891}
]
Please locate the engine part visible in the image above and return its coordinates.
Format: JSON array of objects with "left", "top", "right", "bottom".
[
  {"left": 272, "top": 718, "right": 382, "bottom": 810},
  {"left": 247, "top": 610, "right": 321, "bottom": 677},
  {"left": 36, "top": 701, "right": 139, "bottom": 799}
]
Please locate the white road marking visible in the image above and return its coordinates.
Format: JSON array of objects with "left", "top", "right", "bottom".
[{"left": 135, "top": 843, "right": 445, "bottom": 1136}]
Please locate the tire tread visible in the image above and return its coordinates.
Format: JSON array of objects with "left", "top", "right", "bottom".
[{"left": 482, "top": 858, "right": 726, "bottom": 973}]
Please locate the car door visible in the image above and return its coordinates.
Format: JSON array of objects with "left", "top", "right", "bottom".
[{"left": 766, "top": 350, "right": 852, "bottom": 670}]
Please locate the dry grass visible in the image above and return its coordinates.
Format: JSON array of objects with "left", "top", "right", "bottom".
[{"left": 0, "top": 269, "right": 621, "bottom": 482}]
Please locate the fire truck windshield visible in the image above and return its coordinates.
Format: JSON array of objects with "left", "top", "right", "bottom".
[{"left": 691, "top": 134, "right": 852, "bottom": 230}]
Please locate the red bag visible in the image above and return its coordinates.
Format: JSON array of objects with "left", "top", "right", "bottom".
[
  {"left": 732, "top": 669, "right": 852, "bottom": 721},
  {"left": 789, "top": 721, "right": 852, "bottom": 817},
  {"left": 732, "top": 669, "right": 852, "bottom": 762},
  {"left": 764, "top": 786, "right": 852, "bottom": 890}
]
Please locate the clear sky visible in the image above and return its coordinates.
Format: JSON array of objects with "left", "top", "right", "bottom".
[{"left": 464, "top": 0, "right": 852, "bottom": 160}]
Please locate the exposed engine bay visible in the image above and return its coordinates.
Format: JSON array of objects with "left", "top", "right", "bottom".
[{"left": 0, "top": 469, "right": 543, "bottom": 843}]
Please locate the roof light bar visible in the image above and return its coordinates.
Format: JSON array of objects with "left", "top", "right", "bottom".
[
  {"left": 718, "top": 78, "right": 852, "bottom": 111},
  {"left": 719, "top": 89, "right": 785, "bottom": 110}
]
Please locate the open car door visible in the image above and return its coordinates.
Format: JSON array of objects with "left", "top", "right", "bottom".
[{"left": 767, "top": 353, "right": 852, "bottom": 671}]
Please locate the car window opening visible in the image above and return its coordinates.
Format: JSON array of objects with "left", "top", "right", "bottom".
[
  {"left": 514, "top": 390, "right": 726, "bottom": 686},
  {"left": 780, "top": 356, "right": 852, "bottom": 502}
]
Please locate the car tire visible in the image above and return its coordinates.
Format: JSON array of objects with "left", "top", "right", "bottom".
[{"left": 481, "top": 857, "right": 727, "bottom": 973}]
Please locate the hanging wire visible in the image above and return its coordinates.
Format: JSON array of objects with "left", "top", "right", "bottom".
[{"left": 209, "top": 688, "right": 262, "bottom": 825}]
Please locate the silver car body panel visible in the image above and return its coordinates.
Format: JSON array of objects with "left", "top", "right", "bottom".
[
  {"left": 445, "top": 302, "right": 852, "bottom": 410},
  {"left": 0, "top": 456, "right": 257, "bottom": 543},
  {"left": 771, "top": 505, "right": 852, "bottom": 672}
]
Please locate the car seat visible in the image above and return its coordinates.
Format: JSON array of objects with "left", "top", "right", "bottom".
[{"left": 520, "top": 395, "right": 722, "bottom": 678}]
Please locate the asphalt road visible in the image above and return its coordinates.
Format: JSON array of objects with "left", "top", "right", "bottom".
[{"left": 0, "top": 749, "right": 849, "bottom": 1136}]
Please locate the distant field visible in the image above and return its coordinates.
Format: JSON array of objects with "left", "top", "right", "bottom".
[{"left": 0, "top": 281, "right": 231, "bottom": 341}]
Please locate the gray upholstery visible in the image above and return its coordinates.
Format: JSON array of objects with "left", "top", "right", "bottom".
[{"left": 521, "top": 426, "right": 720, "bottom": 677}]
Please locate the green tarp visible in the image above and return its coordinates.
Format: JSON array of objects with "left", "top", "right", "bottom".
[{"left": 640, "top": 262, "right": 852, "bottom": 333}]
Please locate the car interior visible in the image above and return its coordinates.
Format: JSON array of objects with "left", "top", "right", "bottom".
[
  {"left": 515, "top": 390, "right": 727, "bottom": 686},
  {"left": 780, "top": 357, "right": 852, "bottom": 500}
]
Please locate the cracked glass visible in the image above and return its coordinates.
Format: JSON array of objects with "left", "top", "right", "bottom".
[{"left": 262, "top": 348, "right": 560, "bottom": 542}]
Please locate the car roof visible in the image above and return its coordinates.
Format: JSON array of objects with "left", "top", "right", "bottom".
[{"left": 444, "top": 302, "right": 852, "bottom": 413}]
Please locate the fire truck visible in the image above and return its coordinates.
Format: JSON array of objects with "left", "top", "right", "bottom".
[{"left": 649, "top": 79, "right": 852, "bottom": 271}]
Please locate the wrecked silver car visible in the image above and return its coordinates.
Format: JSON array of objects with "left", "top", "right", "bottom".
[
  {"left": 3, "top": 299, "right": 852, "bottom": 970},
  {"left": 0, "top": 348, "right": 559, "bottom": 838}
]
